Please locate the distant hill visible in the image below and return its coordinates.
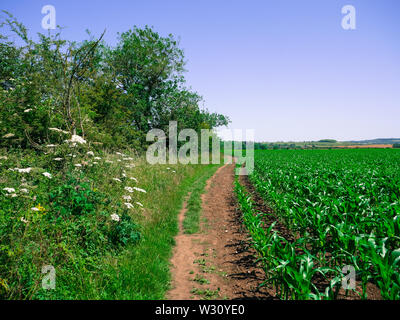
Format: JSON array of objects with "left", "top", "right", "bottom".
[
  {"left": 250, "top": 138, "right": 400, "bottom": 150},
  {"left": 345, "top": 138, "right": 400, "bottom": 145}
]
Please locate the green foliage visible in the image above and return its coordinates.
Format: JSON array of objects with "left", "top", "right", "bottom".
[
  {"left": 0, "top": 149, "right": 144, "bottom": 299},
  {"left": 237, "top": 149, "right": 400, "bottom": 300},
  {"left": 183, "top": 164, "right": 219, "bottom": 234},
  {"left": 49, "top": 178, "right": 102, "bottom": 217},
  {"left": 0, "top": 12, "right": 229, "bottom": 150},
  {"left": 0, "top": 11, "right": 228, "bottom": 300},
  {"left": 109, "top": 213, "right": 140, "bottom": 247}
]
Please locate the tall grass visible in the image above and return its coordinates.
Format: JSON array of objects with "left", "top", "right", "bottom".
[
  {"left": 0, "top": 146, "right": 221, "bottom": 299},
  {"left": 183, "top": 164, "right": 220, "bottom": 234}
]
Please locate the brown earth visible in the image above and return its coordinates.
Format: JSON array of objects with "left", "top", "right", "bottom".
[
  {"left": 335, "top": 144, "right": 392, "bottom": 149},
  {"left": 167, "top": 161, "right": 381, "bottom": 300},
  {"left": 240, "top": 175, "right": 382, "bottom": 300},
  {"left": 167, "top": 162, "right": 274, "bottom": 300}
]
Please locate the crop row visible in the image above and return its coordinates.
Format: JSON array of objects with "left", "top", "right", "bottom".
[{"left": 235, "top": 149, "right": 400, "bottom": 299}]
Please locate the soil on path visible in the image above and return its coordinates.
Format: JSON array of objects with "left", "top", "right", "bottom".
[
  {"left": 167, "top": 162, "right": 273, "bottom": 300},
  {"left": 167, "top": 161, "right": 381, "bottom": 300}
]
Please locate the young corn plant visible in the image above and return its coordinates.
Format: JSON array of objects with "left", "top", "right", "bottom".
[{"left": 238, "top": 149, "right": 400, "bottom": 300}]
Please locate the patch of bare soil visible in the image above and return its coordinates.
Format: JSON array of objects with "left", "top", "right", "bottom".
[
  {"left": 167, "top": 163, "right": 273, "bottom": 300},
  {"left": 336, "top": 144, "right": 393, "bottom": 149},
  {"left": 167, "top": 162, "right": 381, "bottom": 300}
]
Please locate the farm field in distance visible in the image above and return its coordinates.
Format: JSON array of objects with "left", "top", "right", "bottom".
[{"left": 235, "top": 149, "right": 400, "bottom": 299}]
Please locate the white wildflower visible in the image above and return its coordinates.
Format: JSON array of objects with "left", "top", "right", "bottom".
[
  {"left": 49, "top": 128, "right": 69, "bottom": 134},
  {"left": 105, "top": 160, "right": 113, "bottom": 164},
  {"left": 53, "top": 158, "right": 63, "bottom": 161},
  {"left": 87, "top": 151, "right": 94, "bottom": 156},
  {"left": 130, "top": 177, "right": 138, "bottom": 182},
  {"left": 124, "top": 202, "right": 134, "bottom": 209},
  {"left": 116, "top": 152, "right": 123, "bottom": 156},
  {"left": 3, "top": 187, "right": 16, "bottom": 193},
  {"left": 24, "top": 109, "right": 32, "bottom": 113},
  {"left": 65, "top": 134, "right": 86, "bottom": 145},
  {"left": 135, "top": 202, "right": 143, "bottom": 207},
  {"left": 113, "top": 178, "right": 122, "bottom": 182},
  {"left": 124, "top": 186, "right": 134, "bottom": 193},
  {"left": 2, "top": 133, "right": 15, "bottom": 139},
  {"left": 93, "top": 162, "right": 98, "bottom": 165},
  {"left": 31, "top": 207, "right": 39, "bottom": 211},
  {"left": 94, "top": 157, "right": 101, "bottom": 160},
  {"left": 122, "top": 195, "right": 132, "bottom": 201},
  {"left": 110, "top": 213, "right": 120, "bottom": 222},
  {"left": 42, "top": 172, "right": 52, "bottom": 179},
  {"left": 20, "top": 217, "right": 28, "bottom": 223},
  {"left": 123, "top": 157, "right": 134, "bottom": 161},
  {"left": 46, "top": 144, "right": 57, "bottom": 148},
  {"left": 166, "top": 167, "right": 171, "bottom": 170},
  {"left": 122, "top": 173, "right": 127, "bottom": 178},
  {"left": 71, "top": 134, "right": 86, "bottom": 144},
  {"left": 133, "top": 187, "right": 146, "bottom": 193},
  {"left": 14, "top": 168, "right": 32, "bottom": 173},
  {"left": 20, "top": 188, "right": 29, "bottom": 194},
  {"left": 74, "top": 164, "right": 82, "bottom": 167},
  {"left": 0, "top": 156, "right": 7, "bottom": 160}
]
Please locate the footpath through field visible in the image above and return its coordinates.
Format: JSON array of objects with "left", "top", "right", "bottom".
[{"left": 167, "top": 161, "right": 272, "bottom": 300}]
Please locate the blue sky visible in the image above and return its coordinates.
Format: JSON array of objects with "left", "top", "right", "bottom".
[{"left": 1, "top": 0, "right": 399, "bottom": 141}]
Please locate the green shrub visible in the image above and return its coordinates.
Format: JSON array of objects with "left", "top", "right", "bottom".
[
  {"left": 109, "top": 213, "right": 141, "bottom": 247},
  {"left": 49, "top": 177, "right": 104, "bottom": 218}
]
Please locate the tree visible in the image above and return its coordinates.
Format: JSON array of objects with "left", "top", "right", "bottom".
[
  {"left": 1, "top": 14, "right": 229, "bottom": 151},
  {"left": 108, "top": 26, "right": 185, "bottom": 132},
  {"left": 107, "top": 25, "right": 228, "bottom": 147}
]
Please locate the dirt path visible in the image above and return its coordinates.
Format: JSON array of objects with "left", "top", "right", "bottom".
[{"left": 167, "top": 162, "right": 273, "bottom": 300}]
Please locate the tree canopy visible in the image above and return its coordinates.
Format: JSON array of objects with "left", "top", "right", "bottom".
[{"left": 0, "top": 11, "right": 229, "bottom": 150}]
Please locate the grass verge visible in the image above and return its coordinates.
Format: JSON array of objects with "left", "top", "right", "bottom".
[
  {"left": 182, "top": 164, "right": 220, "bottom": 234},
  {"left": 0, "top": 146, "right": 222, "bottom": 299}
]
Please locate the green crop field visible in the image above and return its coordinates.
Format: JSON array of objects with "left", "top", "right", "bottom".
[{"left": 235, "top": 149, "right": 400, "bottom": 300}]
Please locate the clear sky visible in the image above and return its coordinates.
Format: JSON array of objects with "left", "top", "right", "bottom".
[{"left": 1, "top": 0, "right": 399, "bottom": 142}]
